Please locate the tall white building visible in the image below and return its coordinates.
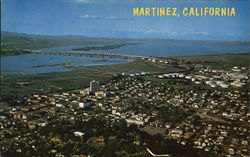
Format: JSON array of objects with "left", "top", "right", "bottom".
[{"left": 90, "top": 80, "right": 99, "bottom": 93}]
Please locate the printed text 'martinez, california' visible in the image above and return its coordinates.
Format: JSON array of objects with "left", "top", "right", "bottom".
[{"left": 133, "top": 7, "right": 236, "bottom": 16}]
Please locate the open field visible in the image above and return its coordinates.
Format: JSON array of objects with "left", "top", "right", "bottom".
[{"left": 170, "top": 52, "right": 250, "bottom": 67}]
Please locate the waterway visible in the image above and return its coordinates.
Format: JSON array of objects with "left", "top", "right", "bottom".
[
  {"left": 1, "top": 53, "right": 130, "bottom": 75},
  {"left": 43, "top": 40, "right": 250, "bottom": 57},
  {"left": 1, "top": 40, "right": 250, "bottom": 75}
]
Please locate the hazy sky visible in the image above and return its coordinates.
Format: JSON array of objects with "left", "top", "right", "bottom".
[{"left": 2, "top": 0, "right": 250, "bottom": 41}]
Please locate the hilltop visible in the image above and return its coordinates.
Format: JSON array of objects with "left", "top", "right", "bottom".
[
  {"left": 2, "top": 31, "right": 249, "bottom": 50},
  {"left": 1, "top": 31, "right": 122, "bottom": 49}
]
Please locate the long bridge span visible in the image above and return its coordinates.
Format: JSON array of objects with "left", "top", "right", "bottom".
[{"left": 26, "top": 50, "right": 151, "bottom": 60}]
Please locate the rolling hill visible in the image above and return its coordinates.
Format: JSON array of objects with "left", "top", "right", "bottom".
[{"left": 1, "top": 31, "right": 122, "bottom": 49}]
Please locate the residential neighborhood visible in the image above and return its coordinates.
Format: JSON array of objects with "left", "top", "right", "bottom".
[{"left": 0, "top": 57, "right": 249, "bottom": 157}]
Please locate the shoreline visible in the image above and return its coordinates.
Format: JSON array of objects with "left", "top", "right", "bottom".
[
  {"left": 1, "top": 52, "right": 249, "bottom": 76},
  {"left": 1, "top": 47, "right": 249, "bottom": 57},
  {"left": 0, "top": 52, "right": 249, "bottom": 98}
]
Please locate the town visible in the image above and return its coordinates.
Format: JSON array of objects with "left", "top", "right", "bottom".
[{"left": 0, "top": 57, "right": 249, "bottom": 157}]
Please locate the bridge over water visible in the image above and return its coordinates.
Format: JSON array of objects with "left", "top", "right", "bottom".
[{"left": 26, "top": 50, "right": 151, "bottom": 60}]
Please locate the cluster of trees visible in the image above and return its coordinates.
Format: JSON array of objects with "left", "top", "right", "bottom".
[
  {"left": 157, "top": 105, "right": 187, "bottom": 123},
  {"left": 2, "top": 119, "right": 149, "bottom": 157},
  {"left": 2, "top": 117, "right": 211, "bottom": 157}
]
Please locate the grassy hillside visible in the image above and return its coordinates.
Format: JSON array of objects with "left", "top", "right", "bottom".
[
  {"left": 1, "top": 31, "right": 122, "bottom": 49},
  {"left": 3, "top": 31, "right": 249, "bottom": 50}
]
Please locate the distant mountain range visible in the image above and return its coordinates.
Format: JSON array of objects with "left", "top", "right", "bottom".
[{"left": 1, "top": 31, "right": 249, "bottom": 50}]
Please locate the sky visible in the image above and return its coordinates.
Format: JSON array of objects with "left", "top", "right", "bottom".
[{"left": 1, "top": 0, "right": 250, "bottom": 41}]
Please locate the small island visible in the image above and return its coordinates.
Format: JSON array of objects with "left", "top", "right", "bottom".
[{"left": 72, "top": 43, "right": 137, "bottom": 51}]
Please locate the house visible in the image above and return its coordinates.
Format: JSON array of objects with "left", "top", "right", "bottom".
[
  {"left": 79, "top": 102, "right": 91, "bottom": 108},
  {"left": 125, "top": 118, "right": 144, "bottom": 125},
  {"left": 74, "top": 131, "right": 85, "bottom": 137},
  {"left": 95, "top": 91, "right": 106, "bottom": 98}
]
